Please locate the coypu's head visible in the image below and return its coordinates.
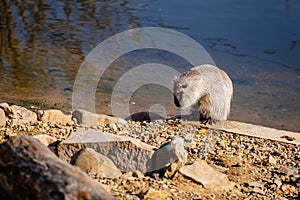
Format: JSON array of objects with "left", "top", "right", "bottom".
[{"left": 173, "top": 69, "right": 201, "bottom": 109}]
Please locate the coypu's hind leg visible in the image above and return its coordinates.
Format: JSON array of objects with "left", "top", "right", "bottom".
[
  {"left": 198, "top": 94, "right": 213, "bottom": 125},
  {"left": 201, "top": 117, "right": 217, "bottom": 125}
]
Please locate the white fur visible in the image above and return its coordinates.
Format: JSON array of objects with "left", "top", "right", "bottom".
[{"left": 173, "top": 64, "right": 233, "bottom": 121}]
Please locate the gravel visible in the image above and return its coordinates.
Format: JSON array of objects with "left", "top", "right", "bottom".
[{"left": 1, "top": 118, "right": 299, "bottom": 199}]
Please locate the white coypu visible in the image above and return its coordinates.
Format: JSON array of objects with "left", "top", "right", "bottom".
[{"left": 173, "top": 64, "right": 233, "bottom": 123}]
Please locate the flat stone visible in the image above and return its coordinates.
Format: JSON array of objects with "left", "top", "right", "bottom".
[
  {"left": 144, "top": 188, "right": 169, "bottom": 200},
  {"left": 0, "top": 109, "right": 6, "bottom": 127},
  {"left": 37, "top": 109, "right": 72, "bottom": 123},
  {"left": 179, "top": 160, "right": 235, "bottom": 191},
  {"left": 74, "top": 148, "right": 122, "bottom": 178},
  {"left": 0, "top": 135, "right": 114, "bottom": 199},
  {"left": 58, "top": 129, "right": 156, "bottom": 173},
  {"left": 187, "top": 120, "right": 300, "bottom": 145},
  {"left": 10, "top": 105, "right": 37, "bottom": 125},
  {"left": 72, "top": 109, "right": 127, "bottom": 126},
  {"left": 33, "top": 134, "right": 58, "bottom": 146},
  {"left": 148, "top": 137, "right": 187, "bottom": 172},
  {"left": 245, "top": 181, "right": 262, "bottom": 188}
]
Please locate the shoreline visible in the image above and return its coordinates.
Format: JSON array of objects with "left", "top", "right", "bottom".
[
  {"left": 1, "top": 96, "right": 299, "bottom": 132},
  {"left": 0, "top": 103, "right": 299, "bottom": 199}
]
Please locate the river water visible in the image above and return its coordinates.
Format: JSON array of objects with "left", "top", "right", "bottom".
[{"left": 0, "top": 0, "right": 299, "bottom": 131}]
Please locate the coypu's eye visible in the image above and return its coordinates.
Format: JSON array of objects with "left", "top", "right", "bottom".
[{"left": 181, "top": 84, "right": 188, "bottom": 89}]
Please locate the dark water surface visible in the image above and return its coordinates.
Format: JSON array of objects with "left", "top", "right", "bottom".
[{"left": 0, "top": 0, "right": 299, "bottom": 131}]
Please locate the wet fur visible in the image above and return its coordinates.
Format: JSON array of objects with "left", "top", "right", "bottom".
[{"left": 173, "top": 64, "right": 233, "bottom": 122}]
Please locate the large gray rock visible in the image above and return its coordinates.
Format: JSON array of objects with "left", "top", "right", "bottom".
[
  {"left": 0, "top": 135, "right": 114, "bottom": 200},
  {"left": 179, "top": 160, "right": 235, "bottom": 191},
  {"left": 10, "top": 105, "right": 37, "bottom": 125},
  {"left": 58, "top": 130, "right": 189, "bottom": 173},
  {"left": 0, "top": 108, "right": 5, "bottom": 127},
  {"left": 58, "top": 130, "right": 156, "bottom": 172},
  {"left": 74, "top": 148, "right": 122, "bottom": 178},
  {"left": 37, "top": 109, "right": 72, "bottom": 123},
  {"left": 148, "top": 137, "right": 187, "bottom": 172},
  {"left": 72, "top": 109, "right": 127, "bottom": 127}
]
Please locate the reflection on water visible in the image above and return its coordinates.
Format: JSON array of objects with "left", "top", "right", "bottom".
[{"left": 0, "top": 0, "right": 299, "bottom": 131}]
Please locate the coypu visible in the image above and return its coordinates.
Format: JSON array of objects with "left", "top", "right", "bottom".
[{"left": 173, "top": 64, "right": 233, "bottom": 124}]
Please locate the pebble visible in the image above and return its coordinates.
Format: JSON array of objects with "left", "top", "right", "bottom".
[
  {"left": 277, "top": 167, "right": 298, "bottom": 176},
  {"left": 268, "top": 155, "right": 277, "bottom": 165},
  {"left": 274, "top": 179, "right": 282, "bottom": 187},
  {"left": 245, "top": 181, "right": 262, "bottom": 188},
  {"left": 281, "top": 184, "right": 297, "bottom": 194}
]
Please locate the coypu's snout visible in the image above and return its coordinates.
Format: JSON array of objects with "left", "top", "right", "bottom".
[{"left": 174, "top": 94, "right": 181, "bottom": 107}]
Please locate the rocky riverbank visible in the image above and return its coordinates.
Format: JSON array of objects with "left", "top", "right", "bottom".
[{"left": 0, "top": 103, "right": 299, "bottom": 199}]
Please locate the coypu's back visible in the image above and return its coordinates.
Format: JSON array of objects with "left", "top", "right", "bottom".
[{"left": 173, "top": 64, "right": 233, "bottom": 122}]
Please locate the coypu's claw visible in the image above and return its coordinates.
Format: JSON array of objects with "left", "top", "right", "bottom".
[{"left": 201, "top": 117, "right": 216, "bottom": 125}]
